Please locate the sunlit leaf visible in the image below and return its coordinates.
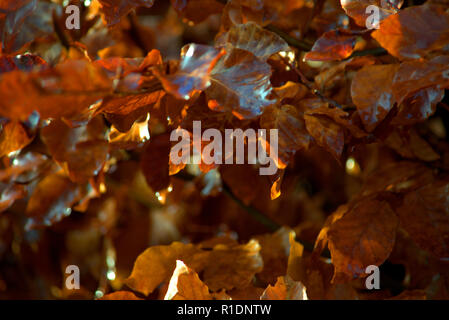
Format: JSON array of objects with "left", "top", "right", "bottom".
[{"left": 372, "top": 4, "right": 449, "bottom": 59}]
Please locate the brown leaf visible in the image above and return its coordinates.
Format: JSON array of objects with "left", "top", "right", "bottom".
[
  {"left": 397, "top": 178, "right": 449, "bottom": 259},
  {"left": 260, "top": 105, "right": 310, "bottom": 168},
  {"left": 164, "top": 260, "right": 212, "bottom": 300},
  {"left": 304, "top": 114, "right": 345, "bottom": 159},
  {"left": 98, "top": 0, "right": 155, "bottom": 26},
  {"left": 25, "top": 173, "right": 90, "bottom": 229},
  {"left": 206, "top": 48, "right": 274, "bottom": 119},
  {"left": 140, "top": 133, "right": 171, "bottom": 192},
  {"left": 41, "top": 118, "right": 109, "bottom": 183},
  {"left": 216, "top": 22, "right": 290, "bottom": 62},
  {"left": 0, "top": 60, "right": 112, "bottom": 121},
  {"left": 171, "top": 0, "right": 224, "bottom": 24},
  {"left": 351, "top": 64, "right": 399, "bottom": 132},
  {"left": 341, "top": 0, "right": 400, "bottom": 27},
  {"left": 108, "top": 113, "right": 150, "bottom": 150},
  {"left": 0, "top": 183, "right": 26, "bottom": 212},
  {"left": 319, "top": 199, "right": 399, "bottom": 282},
  {"left": 372, "top": 4, "right": 449, "bottom": 59},
  {"left": 304, "top": 30, "right": 358, "bottom": 61},
  {"left": 392, "top": 56, "right": 449, "bottom": 107},
  {"left": 392, "top": 88, "right": 445, "bottom": 125},
  {"left": 0, "top": 53, "right": 46, "bottom": 73},
  {"left": 260, "top": 275, "right": 308, "bottom": 300},
  {"left": 385, "top": 128, "right": 440, "bottom": 162},
  {"left": 0, "top": 0, "right": 55, "bottom": 53},
  {"left": 126, "top": 242, "right": 203, "bottom": 296},
  {"left": 253, "top": 227, "right": 292, "bottom": 284},
  {"left": 0, "top": 121, "right": 32, "bottom": 157},
  {"left": 157, "top": 44, "right": 225, "bottom": 100},
  {"left": 200, "top": 239, "right": 263, "bottom": 291},
  {"left": 126, "top": 239, "right": 263, "bottom": 295}
]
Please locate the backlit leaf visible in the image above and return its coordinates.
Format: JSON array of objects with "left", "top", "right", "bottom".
[{"left": 372, "top": 4, "right": 449, "bottom": 59}]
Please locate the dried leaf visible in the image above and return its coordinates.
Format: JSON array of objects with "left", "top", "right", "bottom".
[
  {"left": 304, "top": 114, "right": 345, "bottom": 159},
  {"left": 351, "top": 64, "right": 399, "bottom": 132},
  {"left": 260, "top": 275, "right": 308, "bottom": 300},
  {"left": 206, "top": 48, "right": 274, "bottom": 119},
  {"left": 0, "top": 121, "right": 32, "bottom": 157},
  {"left": 171, "top": 0, "right": 224, "bottom": 24},
  {"left": 41, "top": 118, "right": 109, "bottom": 183},
  {"left": 320, "top": 199, "right": 399, "bottom": 282},
  {"left": 260, "top": 105, "right": 310, "bottom": 168},
  {"left": 98, "top": 0, "right": 155, "bottom": 26},
  {"left": 216, "top": 22, "right": 290, "bottom": 61},
  {"left": 372, "top": 4, "right": 449, "bottom": 59},
  {"left": 140, "top": 133, "right": 171, "bottom": 192},
  {"left": 0, "top": 60, "right": 112, "bottom": 121},
  {"left": 0, "top": 183, "right": 26, "bottom": 212},
  {"left": 157, "top": 44, "right": 225, "bottom": 100},
  {"left": 304, "top": 30, "right": 358, "bottom": 61},
  {"left": 126, "top": 239, "right": 263, "bottom": 295},
  {"left": 341, "top": 0, "right": 400, "bottom": 27},
  {"left": 25, "top": 173, "right": 90, "bottom": 229},
  {"left": 397, "top": 178, "right": 449, "bottom": 259},
  {"left": 164, "top": 260, "right": 212, "bottom": 300}
]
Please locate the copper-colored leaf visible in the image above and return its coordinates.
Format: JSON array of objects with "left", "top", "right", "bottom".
[
  {"left": 393, "top": 88, "right": 445, "bottom": 125},
  {"left": 351, "top": 64, "right": 399, "bottom": 132},
  {"left": 126, "top": 239, "right": 263, "bottom": 295},
  {"left": 372, "top": 4, "right": 449, "bottom": 59},
  {"left": 157, "top": 44, "right": 225, "bottom": 100},
  {"left": 260, "top": 105, "right": 310, "bottom": 168},
  {"left": 126, "top": 242, "right": 202, "bottom": 296},
  {"left": 392, "top": 56, "right": 449, "bottom": 106},
  {"left": 397, "top": 178, "right": 449, "bottom": 259},
  {"left": 140, "top": 133, "right": 171, "bottom": 192},
  {"left": 98, "top": 0, "right": 155, "bottom": 26},
  {"left": 171, "top": 0, "right": 224, "bottom": 24},
  {"left": 216, "top": 22, "right": 290, "bottom": 61},
  {"left": 0, "top": 53, "right": 46, "bottom": 73},
  {"left": 164, "top": 260, "right": 212, "bottom": 300},
  {"left": 25, "top": 173, "right": 89, "bottom": 229},
  {"left": 261, "top": 275, "right": 308, "bottom": 300},
  {"left": 0, "top": 60, "right": 112, "bottom": 121},
  {"left": 108, "top": 113, "right": 150, "bottom": 150},
  {"left": 341, "top": 0, "right": 400, "bottom": 27},
  {"left": 206, "top": 48, "right": 274, "bottom": 119},
  {"left": 0, "top": 183, "right": 26, "bottom": 212},
  {"left": 0, "top": 121, "right": 32, "bottom": 157},
  {"left": 321, "top": 199, "right": 399, "bottom": 282},
  {"left": 304, "top": 114, "right": 344, "bottom": 159},
  {"left": 385, "top": 128, "right": 440, "bottom": 162},
  {"left": 253, "top": 227, "right": 293, "bottom": 284},
  {"left": 41, "top": 118, "right": 109, "bottom": 183},
  {"left": 304, "top": 30, "right": 358, "bottom": 61}
]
